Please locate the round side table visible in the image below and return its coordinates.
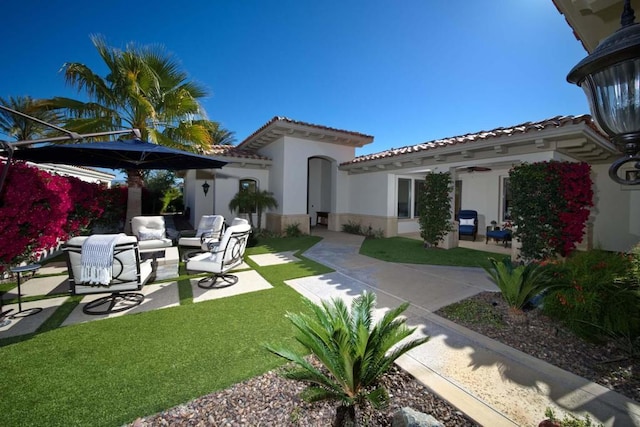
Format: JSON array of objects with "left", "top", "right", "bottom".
[{"left": 9, "top": 264, "right": 43, "bottom": 318}]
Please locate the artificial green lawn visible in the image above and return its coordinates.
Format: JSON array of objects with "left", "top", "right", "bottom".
[
  {"left": 0, "top": 236, "right": 330, "bottom": 427},
  {"left": 360, "top": 236, "right": 506, "bottom": 269}
]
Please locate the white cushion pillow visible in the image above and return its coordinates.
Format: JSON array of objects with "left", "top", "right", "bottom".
[
  {"left": 137, "top": 226, "right": 165, "bottom": 241},
  {"left": 459, "top": 218, "right": 475, "bottom": 226}
]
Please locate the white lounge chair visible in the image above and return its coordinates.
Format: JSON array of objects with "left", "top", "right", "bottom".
[
  {"left": 177, "top": 215, "right": 225, "bottom": 259},
  {"left": 64, "top": 235, "right": 154, "bottom": 314},
  {"left": 186, "top": 222, "right": 251, "bottom": 289},
  {"left": 130, "top": 216, "right": 173, "bottom": 253}
]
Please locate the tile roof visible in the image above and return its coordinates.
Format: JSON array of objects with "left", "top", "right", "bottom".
[
  {"left": 205, "top": 144, "right": 271, "bottom": 161},
  {"left": 237, "top": 116, "right": 374, "bottom": 150},
  {"left": 343, "top": 114, "right": 600, "bottom": 166}
]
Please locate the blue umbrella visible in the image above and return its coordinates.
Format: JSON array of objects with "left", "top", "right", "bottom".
[{"left": 12, "top": 138, "right": 226, "bottom": 170}]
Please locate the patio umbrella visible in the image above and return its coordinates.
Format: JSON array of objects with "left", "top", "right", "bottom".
[{"left": 11, "top": 138, "right": 226, "bottom": 170}]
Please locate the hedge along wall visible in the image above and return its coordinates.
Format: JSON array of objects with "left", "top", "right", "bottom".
[
  {"left": 509, "top": 161, "right": 593, "bottom": 260},
  {"left": 0, "top": 161, "right": 116, "bottom": 271}
]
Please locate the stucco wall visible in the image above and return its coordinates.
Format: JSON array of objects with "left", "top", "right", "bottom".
[
  {"left": 590, "top": 163, "right": 640, "bottom": 252},
  {"left": 214, "top": 166, "right": 270, "bottom": 225},
  {"left": 347, "top": 171, "right": 391, "bottom": 216}
]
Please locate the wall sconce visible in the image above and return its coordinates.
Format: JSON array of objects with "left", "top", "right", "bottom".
[
  {"left": 567, "top": 0, "right": 640, "bottom": 185},
  {"left": 202, "top": 181, "right": 210, "bottom": 196}
]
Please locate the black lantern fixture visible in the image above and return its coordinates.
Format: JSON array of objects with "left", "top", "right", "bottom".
[
  {"left": 202, "top": 181, "right": 210, "bottom": 196},
  {"left": 567, "top": 0, "right": 640, "bottom": 185}
]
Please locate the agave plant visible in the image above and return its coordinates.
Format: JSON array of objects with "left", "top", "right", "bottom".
[
  {"left": 266, "top": 291, "right": 429, "bottom": 426},
  {"left": 484, "top": 257, "right": 555, "bottom": 316}
]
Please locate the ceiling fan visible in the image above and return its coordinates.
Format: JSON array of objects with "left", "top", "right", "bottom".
[{"left": 464, "top": 166, "right": 492, "bottom": 172}]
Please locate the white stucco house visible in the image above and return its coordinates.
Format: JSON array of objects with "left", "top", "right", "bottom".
[
  {"left": 182, "top": 114, "right": 637, "bottom": 253},
  {"left": 183, "top": 0, "right": 640, "bottom": 254}
]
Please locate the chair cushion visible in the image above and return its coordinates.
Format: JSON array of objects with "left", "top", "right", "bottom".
[
  {"left": 487, "top": 229, "right": 511, "bottom": 239},
  {"left": 459, "top": 225, "right": 476, "bottom": 235},
  {"left": 138, "top": 238, "right": 173, "bottom": 251},
  {"left": 137, "top": 226, "right": 165, "bottom": 241},
  {"left": 459, "top": 218, "right": 475, "bottom": 226}
]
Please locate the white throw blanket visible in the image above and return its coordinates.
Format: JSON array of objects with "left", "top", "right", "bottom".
[{"left": 80, "top": 234, "right": 124, "bottom": 285}]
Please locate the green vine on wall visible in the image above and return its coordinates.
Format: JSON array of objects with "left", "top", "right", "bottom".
[
  {"left": 509, "top": 161, "right": 593, "bottom": 260},
  {"left": 418, "top": 172, "right": 454, "bottom": 247}
]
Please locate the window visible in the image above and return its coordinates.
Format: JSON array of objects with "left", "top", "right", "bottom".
[
  {"left": 239, "top": 178, "right": 257, "bottom": 214},
  {"left": 397, "top": 178, "right": 411, "bottom": 218},
  {"left": 502, "top": 177, "right": 512, "bottom": 221}
]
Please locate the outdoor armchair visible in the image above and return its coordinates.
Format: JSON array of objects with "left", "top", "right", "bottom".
[
  {"left": 177, "top": 214, "right": 225, "bottom": 259},
  {"left": 64, "top": 234, "right": 153, "bottom": 314},
  {"left": 186, "top": 221, "right": 251, "bottom": 289},
  {"left": 458, "top": 210, "right": 478, "bottom": 241},
  {"left": 131, "top": 216, "right": 173, "bottom": 252}
]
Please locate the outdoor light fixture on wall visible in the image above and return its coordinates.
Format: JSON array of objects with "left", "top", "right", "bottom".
[
  {"left": 202, "top": 181, "right": 210, "bottom": 196},
  {"left": 567, "top": 0, "right": 640, "bottom": 185}
]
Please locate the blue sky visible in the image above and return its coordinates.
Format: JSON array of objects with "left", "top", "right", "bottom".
[{"left": 1, "top": 0, "right": 589, "bottom": 157}]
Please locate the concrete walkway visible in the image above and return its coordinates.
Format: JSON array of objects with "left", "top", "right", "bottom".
[{"left": 288, "top": 229, "right": 639, "bottom": 427}]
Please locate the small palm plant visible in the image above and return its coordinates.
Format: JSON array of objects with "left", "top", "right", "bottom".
[
  {"left": 484, "top": 257, "right": 555, "bottom": 322},
  {"left": 266, "top": 291, "right": 429, "bottom": 426}
]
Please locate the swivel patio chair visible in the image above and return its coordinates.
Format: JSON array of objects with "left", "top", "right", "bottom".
[
  {"left": 130, "top": 216, "right": 173, "bottom": 253},
  {"left": 186, "top": 221, "right": 252, "bottom": 289},
  {"left": 64, "top": 234, "right": 154, "bottom": 314},
  {"left": 177, "top": 214, "right": 225, "bottom": 260},
  {"left": 458, "top": 210, "right": 478, "bottom": 241}
]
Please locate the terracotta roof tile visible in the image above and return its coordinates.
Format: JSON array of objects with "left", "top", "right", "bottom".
[
  {"left": 205, "top": 144, "right": 271, "bottom": 161},
  {"left": 237, "top": 116, "right": 374, "bottom": 149},
  {"left": 342, "top": 114, "right": 598, "bottom": 166}
]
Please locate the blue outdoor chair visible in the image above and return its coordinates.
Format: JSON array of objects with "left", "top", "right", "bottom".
[{"left": 458, "top": 210, "right": 478, "bottom": 241}]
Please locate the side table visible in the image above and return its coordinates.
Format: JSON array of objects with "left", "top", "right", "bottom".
[{"left": 9, "top": 264, "right": 43, "bottom": 318}]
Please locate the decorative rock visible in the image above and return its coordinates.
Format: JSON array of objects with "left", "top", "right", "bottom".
[{"left": 392, "top": 407, "right": 444, "bottom": 427}]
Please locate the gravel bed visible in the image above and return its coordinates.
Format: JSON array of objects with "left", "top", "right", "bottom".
[
  {"left": 130, "top": 363, "right": 477, "bottom": 426},
  {"left": 130, "top": 291, "right": 638, "bottom": 426}
]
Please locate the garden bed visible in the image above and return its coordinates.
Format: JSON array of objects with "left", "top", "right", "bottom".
[{"left": 436, "top": 291, "right": 639, "bottom": 403}]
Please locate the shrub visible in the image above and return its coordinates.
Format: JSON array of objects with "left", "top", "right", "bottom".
[
  {"left": 0, "top": 162, "right": 72, "bottom": 270},
  {"left": 266, "top": 291, "right": 429, "bottom": 426},
  {"left": 542, "top": 249, "right": 639, "bottom": 343},
  {"left": 543, "top": 407, "right": 603, "bottom": 427},
  {"left": 285, "top": 222, "right": 302, "bottom": 238},
  {"left": 510, "top": 161, "right": 593, "bottom": 260},
  {"left": 418, "top": 172, "right": 453, "bottom": 247},
  {"left": 484, "top": 257, "right": 556, "bottom": 313},
  {"left": 342, "top": 220, "right": 363, "bottom": 235}
]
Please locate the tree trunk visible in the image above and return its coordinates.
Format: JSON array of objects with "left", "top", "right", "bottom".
[
  {"left": 334, "top": 405, "right": 356, "bottom": 427},
  {"left": 125, "top": 169, "right": 144, "bottom": 233}
]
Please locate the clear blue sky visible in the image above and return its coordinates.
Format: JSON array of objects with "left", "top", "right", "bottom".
[{"left": 0, "top": 0, "right": 589, "bottom": 157}]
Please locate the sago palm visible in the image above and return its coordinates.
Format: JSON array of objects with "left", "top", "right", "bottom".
[
  {"left": 266, "top": 291, "right": 429, "bottom": 426},
  {"left": 46, "top": 34, "right": 230, "bottom": 225},
  {"left": 484, "top": 257, "right": 555, "bottom": 316}
]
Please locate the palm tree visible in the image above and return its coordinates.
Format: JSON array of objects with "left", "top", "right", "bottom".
[
  {"left": 47, "top": 34, "right": 224, "bottom": 226},
  {"left": 228, "top": 188, "right": 278, "bottom": 229},
  {"left": 0, "top": 96, "right": 63, "bottom": 143},
  {"left": 207, "top": 121, "right": 236, "bottom": 145},
  {"left": 266, "top": 291, "right": 429, "bottom": 426}
]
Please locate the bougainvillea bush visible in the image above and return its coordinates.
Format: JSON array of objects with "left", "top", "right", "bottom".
[
  {"left": 509, "top": 161, "right": 593, "bottom": 260},
  {"left": 0, "top": 161, "right": 113, "bottom": 271}
]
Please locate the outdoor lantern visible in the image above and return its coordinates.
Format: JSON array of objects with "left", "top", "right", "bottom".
[
  {"left": 567, "top": 0, "right": 640, "bottom": 185},
  {"left": 202, "top": 181, "right": 210, "bottom": 196}
]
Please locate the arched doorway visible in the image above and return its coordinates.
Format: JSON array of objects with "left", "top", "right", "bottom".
[{"left": 307, "top": 156, "right": 333, "bottom": 227}]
